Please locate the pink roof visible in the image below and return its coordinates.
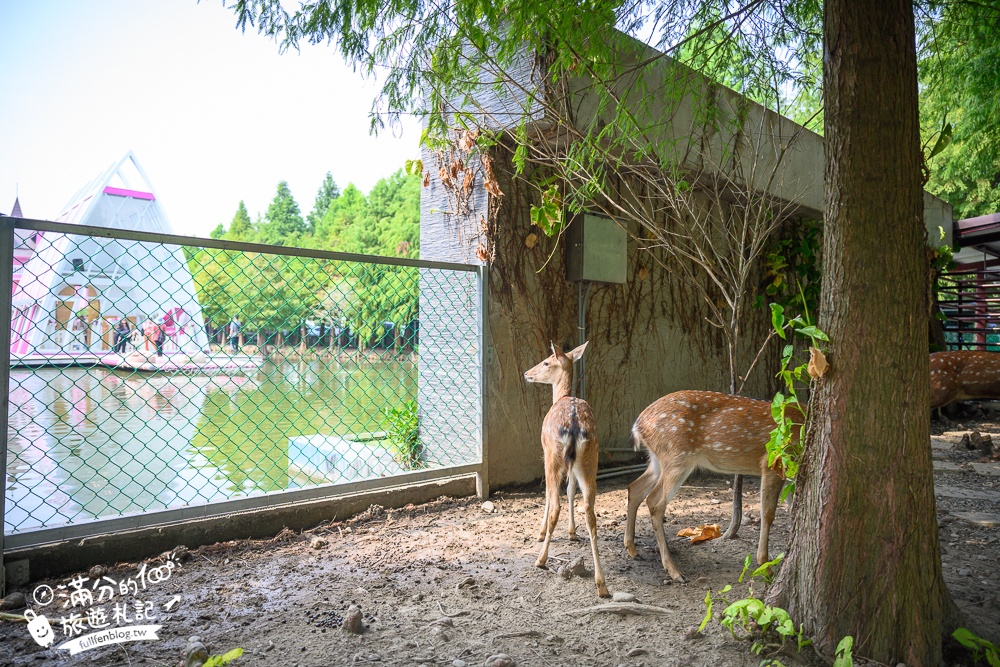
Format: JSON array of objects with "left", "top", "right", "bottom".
[{"left": 103, "top": 186, "right": 155, "bottom": 201}]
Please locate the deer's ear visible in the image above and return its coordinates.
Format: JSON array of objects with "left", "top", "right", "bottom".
[
  {"left": 567, "top": 340, "right": 589, "bottom": 362},
  {"left": 551, "top": 340, "right": 564, "bottom": 358}
]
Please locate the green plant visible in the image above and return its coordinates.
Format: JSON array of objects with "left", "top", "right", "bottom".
[
  {"left": 759, "top": 219, "right": 822, "bottom": 319},
  {"left": 739, "top": 552, "right": 784, "bottom": 585},
  {"left": 204, "top": 648, "right": 244, "bottom": 667},
  {"left": 383, "top": 400, "right": 422, "bottom": 469},
  {"left": 952, "top": 628, "right": 1000, "bottom": 667},
  {"left": 529, "top": 182, "right": 564, "bottom": 237},
  {"left": 834, "top": 636, "right": 854, "bottom": 667},
  {"left": 766, "top": 303, "right": 828, "bottom": 500},
  {"left": 723, "top": 597, "right": 812, "bottom": 654},
  {"left": 701, "top": 584, "right": 854, "bottom": 666}
]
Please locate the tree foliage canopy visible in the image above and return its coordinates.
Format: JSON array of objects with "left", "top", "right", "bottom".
[{"left": 919, "top": 1, "right": 1000, "bottom": 220}]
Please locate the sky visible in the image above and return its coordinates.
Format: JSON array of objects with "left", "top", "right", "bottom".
[{"left": 0, "top": 0, "right": 421, "bottom": 238}]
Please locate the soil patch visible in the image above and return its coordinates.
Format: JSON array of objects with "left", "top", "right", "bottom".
[{"left": 0, "top": 417, "right": 997, "bottom": 667}]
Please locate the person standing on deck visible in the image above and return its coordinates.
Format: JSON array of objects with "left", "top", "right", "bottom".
[
  {"left": 154, "top": 318, "right": 167, "bottom": 359},
  {"left": 115, "top": 318, "right": 131, "bottom": 354},
  {"left": 228, "top": 316, "right": 242, "bottom": 355},
  {"left": 142, "top": 317, "right": 156, "bottom": 352}
]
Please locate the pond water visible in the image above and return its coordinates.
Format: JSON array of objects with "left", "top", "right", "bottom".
[{"left": 4, "top": 358, "right": 416, "bottom": 534}]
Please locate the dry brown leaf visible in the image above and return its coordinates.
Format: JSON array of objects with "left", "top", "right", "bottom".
[
  {"left": 676, "top": 524, "right": 722, "bottom": 543},
  {"left": 422, "top": 171, "right": 430, "bottom": 188},
  {"left": 637, "top": 265, "right": 649, "bottom": 281},
  {"left": 481, "top": 154, "right": 503, "bottom": 197},
  {"left": 438, "top": 166, "right": 452, "bottom": 187},
  {"left": 462, "top": 170, "right": 474, "bottom": 193},
  {"left": 807, "top": 346, "right": 828, "bottom": 379},
  {"left": 475, "top": 243, "right": 491, "bottom": 263},
  {"left": 458, "top": 129, "right": 479, "bottom": 152},
  {"left": 524, "top": 233, "right": 538, "bottom": 249}
]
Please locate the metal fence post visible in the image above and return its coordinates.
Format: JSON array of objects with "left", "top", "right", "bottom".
[
  {"left": 477, "top": 264, "right": 490, "bottom": 500},
  {"left": 0, "top": 218, "right": 15, "bottom": 595}
]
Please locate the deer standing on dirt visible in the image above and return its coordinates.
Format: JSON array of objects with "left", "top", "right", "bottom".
[
  {"left": 524, "top": 342, "right": 610, "bottom": 598},
  {"left": 930, "top": 350, "right": 1000, "bottom": 409},
  {"left": 625, "top": 390, "right": 800, "bottom": 583}
]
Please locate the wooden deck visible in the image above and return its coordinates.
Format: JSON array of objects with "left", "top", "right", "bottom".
[{"left": 11, "top": 351, "right": 263, "bottom": 374}]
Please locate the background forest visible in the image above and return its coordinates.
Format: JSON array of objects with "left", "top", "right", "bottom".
[{"left": 188, "top": 169, "right": 421, "bottom": 351}]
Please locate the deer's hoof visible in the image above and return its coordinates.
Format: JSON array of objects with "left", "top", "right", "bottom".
[
  {"left": 626, "top": 544, "right": 638, "bottom": 559},
  {"left": 568, "top": 531, "right": 579, "bottom": 542},
  {"left": 535, "top": 557, "right": 548, "bottom": 569},
  {"left": 596, "top": 582, "right": 611, "bottom": 598}
]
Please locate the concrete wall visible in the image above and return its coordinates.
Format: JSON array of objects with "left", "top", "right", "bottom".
[{"left": 421, "top": 144, "right": 777, "bottom": 487}]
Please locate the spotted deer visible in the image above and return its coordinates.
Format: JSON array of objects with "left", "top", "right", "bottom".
[
  {"left": 524, "top": 341, "right": 610, "bottom": 598},
  {"left": 930, "top": 350, "right": 1000, "bottom": 409},
  {"left": 624, "top": 390, "right": 801, "bottom": 583}
]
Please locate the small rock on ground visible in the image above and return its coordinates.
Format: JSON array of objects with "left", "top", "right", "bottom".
[
  {"left": 342, "top": 605, "right": 364, "bottom": 634},
  {"left": 612, "top": 592, "right": 637, "bottom": 603},
  {"left": 484, "top": 654, "right": 515, "bottom": 667},
  {"left": 310, "top": 536, "right": 328, "bottom": 549},
  {"left": 482, "top": 501, "right": 495, "bottom": 513},
  {"left": 556, "top": 556, "right": 589, "bottom": 580},
  {"left": 0, "top": 593, "right": 26, "bottom": 611}
]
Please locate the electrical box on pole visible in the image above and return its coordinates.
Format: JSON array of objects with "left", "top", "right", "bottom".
[{"left": 565, "top": 213, "right": 627, "bottom": 285}]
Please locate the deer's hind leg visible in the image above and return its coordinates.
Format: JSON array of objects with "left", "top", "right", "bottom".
[
  {"left": 536, "top": 455, "right": 564, "bottom": 569},
  {"left": 625, "top": 455, "right": 660, "bottom": 558},
  {"left": 575, "top": 442, "right": 610, "bottom": 597},
  {"left": 566, "top": 469, "right": 578, "bottom": 541},
  {"left": 646, "top": 462, "right": 694, "bottom": 583}
]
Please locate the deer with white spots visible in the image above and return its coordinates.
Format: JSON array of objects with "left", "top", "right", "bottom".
[
  {"left": 524, "top": 341, "right": 610, "bottom": 598},
  {"left": 624, "top": 390, "right": 801, "bottom": 583},
  {"left": 930, "top": 350, "right": 1000, "bottom": 409}
]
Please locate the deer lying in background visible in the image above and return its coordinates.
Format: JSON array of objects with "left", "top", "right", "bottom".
[
  {"left": 625, "top": 390, "right": 801, "bottom": 583},
  {"left": 524, "top": 342, "right": 610, "bottom": 598},
  {"left": 930, "top": 350, "right": 1000, "bottom": 409}
]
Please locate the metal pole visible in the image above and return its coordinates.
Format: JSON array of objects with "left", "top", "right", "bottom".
[
  {"left": 577, "top": 281, "right": 592, "bottom": 400},
  {"left": 476, "top": 264, "right": 490, "bottom": 500},
  {"left": 0, "top": 219, "right": 15, "bottom": 596}
]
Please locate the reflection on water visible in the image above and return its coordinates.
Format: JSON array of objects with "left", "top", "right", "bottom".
[{"left": 5, "top": 358, "right": 416, "bottom": 533}]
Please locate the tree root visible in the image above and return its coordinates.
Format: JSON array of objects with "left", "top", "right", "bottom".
[{"left": 563, "top": 602, "right": 675, "bottom": 617}]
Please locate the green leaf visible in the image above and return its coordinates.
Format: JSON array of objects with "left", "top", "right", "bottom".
[
  {"left": 928, "top": 122, "right": 953, "bottom": 159},
  {"left": 699, "top": 589, "right": 714, "bottom": 632},
  {"left": 738, "top": 553, "right": 753, "bottom": 583},
  {"left": 833, "top": 635, "right": 854, "bottom": 667},
  {"left": 780, "top": 482, "right": 795, "bottom": 504},
  {"left": 795, "top": 325, "right": 829, "bottom": 341},
  {"left": 404, "top": 159, "right": 423, "bottom": 176},
  {"left": 770, "top": 303, "right": 786, "bottom": 338},
  {"left": 952, "top": 627, "right": 980, "bottom": 650},
  {"left": 204, "top": 649, "right": 244, "bottom": 667}
]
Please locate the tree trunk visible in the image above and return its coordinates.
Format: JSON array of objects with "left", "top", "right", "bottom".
[{"left": 769, "top": 0, "right": 950, "bottom": 663}]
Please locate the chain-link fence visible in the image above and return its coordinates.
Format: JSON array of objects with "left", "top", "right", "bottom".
[{"left": 1, "top": 218, "right": 485, "bottom": 549}]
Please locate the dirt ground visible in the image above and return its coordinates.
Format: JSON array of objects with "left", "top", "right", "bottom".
[{"left": 0, "top": 415, "right": 997, "bottom": 667}]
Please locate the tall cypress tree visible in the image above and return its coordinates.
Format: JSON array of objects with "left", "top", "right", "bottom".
[
  {"left": 258, "top": 182, "right": 305, "bottom": 246},
  {"left": 228, "top": 201, "right": 254, "bottom": 241},
  {"left": 306, "top": 172, "right": 341, "bottom": 234}
]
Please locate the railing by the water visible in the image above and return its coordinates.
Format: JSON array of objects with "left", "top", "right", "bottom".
[{"left": 1, "top": 217, "right": 487, "bottom": 552}]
